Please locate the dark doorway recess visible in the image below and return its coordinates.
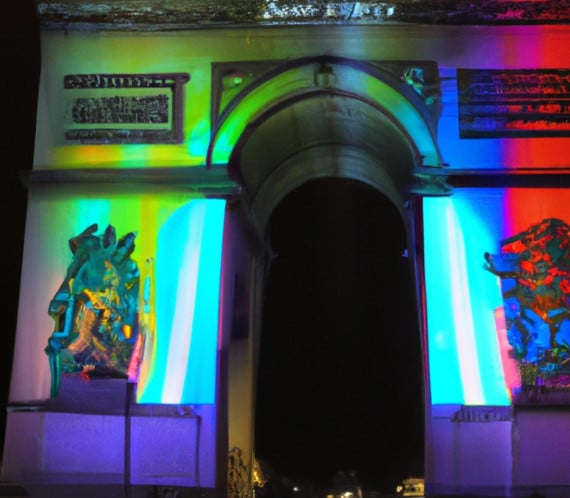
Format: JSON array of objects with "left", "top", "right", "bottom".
[{"left": 254, "top": 178, "right": 424, "bottom": 494}]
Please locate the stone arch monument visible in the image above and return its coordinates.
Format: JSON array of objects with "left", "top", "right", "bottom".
[{"left": 3, "top": 3, "right": 570, "bottom": 498}]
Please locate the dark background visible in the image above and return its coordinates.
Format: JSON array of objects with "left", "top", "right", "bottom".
[
  {"left": 1, "top": 0, "right": 41, "bottom": 466},
  {"left": 0, "top": 5, "right": 424, "bottom": 494},
  {"left": 255, "top": 180, "right": 424, "bottom": 494}
]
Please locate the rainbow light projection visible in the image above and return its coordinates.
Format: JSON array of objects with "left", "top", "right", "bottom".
[
  {"left": 423, "top": 188, "right": 570, "bottom": 406},
  {"left": 137, "top": 199, "right": 226, "bottom": 404},
  {"left": 12, "top": 190, "right": 225, "bottom": 405},
  {"left": 208, "top": 60, "right": 441, "bottom": 168}
]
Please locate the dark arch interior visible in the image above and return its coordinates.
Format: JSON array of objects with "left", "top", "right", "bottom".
[{"left": 254, "top": 178, "right": 424, "bottom": 495}]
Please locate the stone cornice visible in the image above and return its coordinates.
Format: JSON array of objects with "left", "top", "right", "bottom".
[{"left": 35, "top": 0, "right": 570, "bottom": 28}]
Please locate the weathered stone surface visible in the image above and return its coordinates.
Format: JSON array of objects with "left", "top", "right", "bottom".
[{"left": 35, "top": 0, "right": 570, "bottom": 27}]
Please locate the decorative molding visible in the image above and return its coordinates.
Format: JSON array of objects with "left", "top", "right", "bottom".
[
  {"left": 63, "top": 73, "right": 190, "bottom": 144},
  {"left": 20, "top": 167, "right": 241, "bottom": 197},
  {"left": 35, "top": 1, "right": 570, "bottom": 28},
  {"left": 458, "top": 69, "right": 570, "bottom": 138},
  {"left": 211, "top": 58, "right": 441, "bottom": 130},
  {"left": 451, "top": 405, "right": 513, "bottom": 422}
]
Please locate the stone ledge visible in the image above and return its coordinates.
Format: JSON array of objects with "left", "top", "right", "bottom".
[{"left": 34, "top": 0, "right": 570, "bottom": 27}]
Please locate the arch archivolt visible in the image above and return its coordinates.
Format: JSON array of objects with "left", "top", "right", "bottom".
[{"left": 207, "top": 56, "right": 443, "bottom": 172}]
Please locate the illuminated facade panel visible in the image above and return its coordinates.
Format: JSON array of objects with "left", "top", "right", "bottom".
[
  {"left": 424, "top": 188, "right": 570, "bottom": 407},
  {"left": 9, "top": 189, "right": 226, "bottom": 406},
  {"left": 137, "top": 198, "right": 226, "bottom": 404}
]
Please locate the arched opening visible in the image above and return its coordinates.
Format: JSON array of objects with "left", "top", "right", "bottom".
[
  {"left": 222, "top": 63, "right": 438, "bottom": 494},
  {"left": 254, "top": 178, "right": 424, "bottom": 495}
]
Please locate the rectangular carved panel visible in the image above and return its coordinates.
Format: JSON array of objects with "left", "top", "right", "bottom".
[
  {"left": 458, "top": 68, "right": 570, "bottom": 138},
  {"left": 63, "top": 73, "right": 190, "bottom": 144}
]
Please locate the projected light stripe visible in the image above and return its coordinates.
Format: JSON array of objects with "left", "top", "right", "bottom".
[
  {"left": 424, "top": 200, "right": 463, "bottom": 405},
  {"left": 137, "top": 199, "right": 226, "bottom": 405},
  {"left": 446, "top": 204, "right": 484, "bottom": 405},
  {"left": 424, "top": 195, "right": 510, "bottom": 406},
  {"left": 182, "top": 203, "right": 226, "bottom": 403},
  {"left": 452, "top": 195, "right": 509, "bottom": 404},
  {"left": 161, "top": 203, "right": 206, "bottom": 403}
]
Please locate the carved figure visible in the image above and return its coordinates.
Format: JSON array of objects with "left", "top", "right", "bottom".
[
  {"left": 484, "top": 218, "right": 570, "bottom": 389},
  {"left": 45, "top": 223, "right": 140, "bottom": 397}
]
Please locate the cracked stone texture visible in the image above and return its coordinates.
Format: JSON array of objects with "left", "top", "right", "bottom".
[{"left": 35, "top": 0, "right": 570, "bottom": 27}]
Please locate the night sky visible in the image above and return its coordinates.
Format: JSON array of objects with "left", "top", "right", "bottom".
[{"left": 1, "top": 6, "right": 424, "bottom": 494}]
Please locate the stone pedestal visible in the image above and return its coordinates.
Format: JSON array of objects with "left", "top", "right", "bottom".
[{"left": 1, "top": 377, "right": 217, "bottom": 497}]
